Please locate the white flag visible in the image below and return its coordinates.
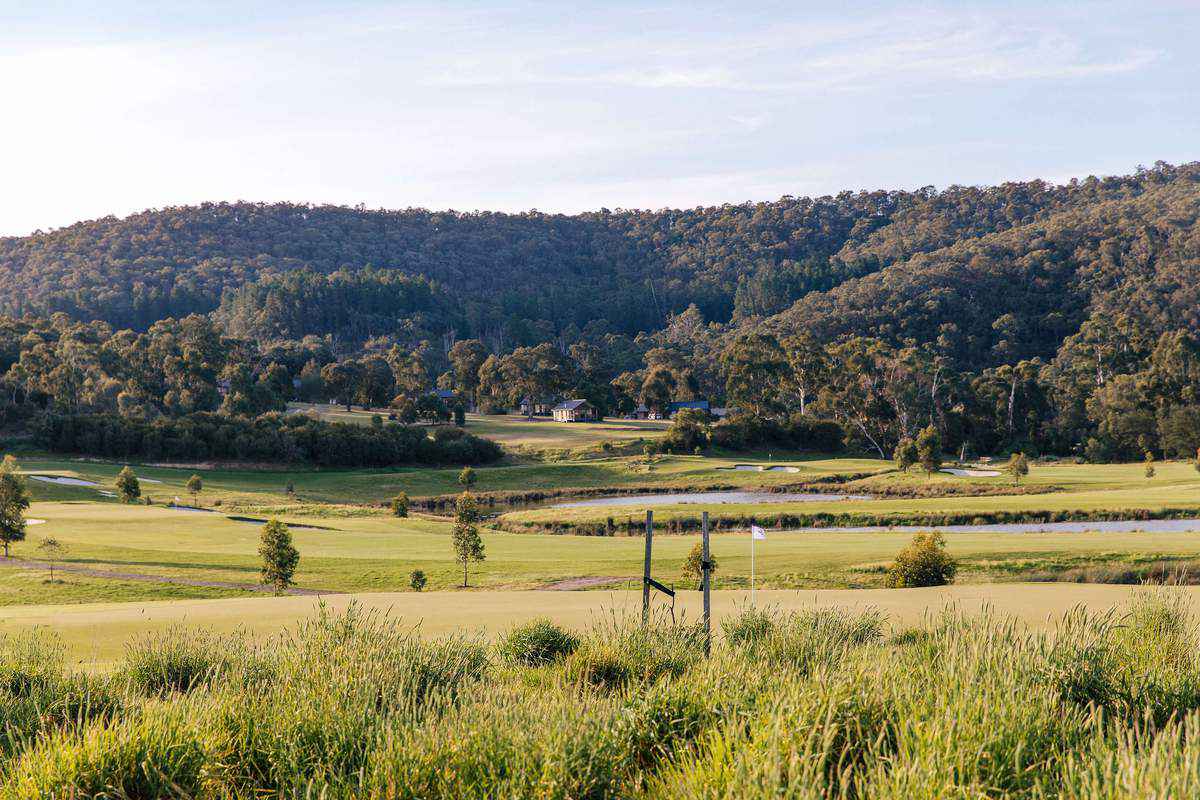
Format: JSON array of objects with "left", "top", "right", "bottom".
[{"left": 751, "top": 525, "right": 766, "bottom": 540}]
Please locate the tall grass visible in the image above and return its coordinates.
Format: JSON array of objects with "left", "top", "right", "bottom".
[{"left": 8, "top": 594, "right": 1200, "bottom": 797}]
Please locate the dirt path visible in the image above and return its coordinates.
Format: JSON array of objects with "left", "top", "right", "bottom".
[
  {"left": 0, "top": 557, "right": 337, "bottom": 596},
  {"left": 540, "top": 575, "right": 630, "bottom": 591}
]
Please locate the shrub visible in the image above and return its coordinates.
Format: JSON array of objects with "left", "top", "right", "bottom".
[
  {"left": 499, "top": 618, "right": 580, "bottom": 666},
  {"left": 391, "top": 492, "right": 409, "bottom": 517},
  {"left": 409, "top": 569, "right": 427, "bottom": 591},
  {"left": 681, "top": 541, "right": 718, "bottom": 589},
  {"left": 885, "top": 532, "right": 957, "bottom": 588}
]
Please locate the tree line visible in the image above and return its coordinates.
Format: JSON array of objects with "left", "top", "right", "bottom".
[{"left": 1, "top": 162, "right": 1199, "bottom": 461}]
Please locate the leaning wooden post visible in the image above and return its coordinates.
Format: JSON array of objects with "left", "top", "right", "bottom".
[
  {"left": 702, "top": 511, "right": 711, "bottom": 656},
  {"left": 642, "top": 510, "right": 653, "bottom": 625}
]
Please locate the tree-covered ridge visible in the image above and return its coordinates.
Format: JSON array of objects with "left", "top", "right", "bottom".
[
  {"left": 211, "top": 267, "right": 449, "bottom": 345},
  {"left": 7, "top": 164, "right": 1189, "bottom": 346},
  {"left": 770, "top": 165, "right": 1200, "bottom": 369}
]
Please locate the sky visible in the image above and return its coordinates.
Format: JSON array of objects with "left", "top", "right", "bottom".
[{"left": 0, "top": 0, "right": 1197, "bottom": 236}]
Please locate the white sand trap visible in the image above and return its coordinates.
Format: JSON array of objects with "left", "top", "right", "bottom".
[
  {"left": 26, "top": 519, "right": 45, "bottom": 526},
  {"left": 941, "top": 468, "right": 1001, "bottom": 477},
  {"left": 140, "top": 478, "right": 163, "bottom": 484},
  {"left": 30, "top": 475, "right": 99, "bottom": 487},
  {"left": 718, "top": 464, "right": 800, "bottom": 473}
]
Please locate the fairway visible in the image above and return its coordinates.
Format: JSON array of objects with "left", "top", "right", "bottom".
[
  {"left": 3, "top": 583, "right": 1190, "bottom": 669},
  {"left": 10, "top": 499, "right": 1200, "bottom": 605},
  {"left": 13, "top": 452, "right": 888, "bottom": 507},
  {"left": 290, "top": 403, "right": 671, "bottom": 451}
]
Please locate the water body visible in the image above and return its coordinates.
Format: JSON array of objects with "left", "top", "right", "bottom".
[
  {"left": 793, "top": 519, "right": 1200, "bottom": 535},
  {"left": 553, "top": 491, "right": 872, "bottom": 509}
]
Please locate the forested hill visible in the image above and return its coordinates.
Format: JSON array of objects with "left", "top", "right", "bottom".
[
  {"left": 768, "top": 163, "right": 1200, "bottom": 369},
  {"left": 2, "top": 161, "right": 1194, "bottom": 350}
]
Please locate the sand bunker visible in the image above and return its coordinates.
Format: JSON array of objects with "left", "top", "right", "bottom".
[
  {"left": 30, "top": 475, "right": 99, "bottom": 487},
  {"left": 718, "top": 464, "right": 800, "bottom": 473}
]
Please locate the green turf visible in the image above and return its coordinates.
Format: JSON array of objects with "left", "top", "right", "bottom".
[
  {"left": 14, "top": 453, "right": 889, "bottom": 507},
  {"left": 10, "top": 495, "right": 1200, "bottom": 606},
  {"left": 290, "top": 404, "right": 671, "bottom": 450}
]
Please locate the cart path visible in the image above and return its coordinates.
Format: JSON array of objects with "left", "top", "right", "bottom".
[{"left": 0, "top": 556, "right": 337, "bottom": 596}]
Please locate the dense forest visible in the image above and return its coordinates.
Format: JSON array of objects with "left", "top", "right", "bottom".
[{"left": 2, "top": 161, "right": 1199, "bottom": 462}]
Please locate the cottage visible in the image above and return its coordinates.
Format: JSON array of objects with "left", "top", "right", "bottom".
[
  {"left": 628, "top": 403, "right": 650, "bottom": 420},
  {"left": 519, "top": 396, "right": 559, "bottom": 417},
  {"left": 552, "top": 399, "right": 597, "bottom": 422}
]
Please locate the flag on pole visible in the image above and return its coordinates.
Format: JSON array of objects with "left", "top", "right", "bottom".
[{"left": 751, "top": 525, "right": 766, "bottom": 540}]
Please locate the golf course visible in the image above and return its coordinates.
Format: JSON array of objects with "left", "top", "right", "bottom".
[{"left": 1, "top": 413, "right": 1199, "bottom": 672}]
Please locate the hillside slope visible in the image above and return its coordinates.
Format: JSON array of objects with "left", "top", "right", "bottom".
[{"left": 4, "top": 163, "right": 1192, "bottom": 350}]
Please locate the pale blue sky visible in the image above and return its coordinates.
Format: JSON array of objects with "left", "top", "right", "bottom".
[{"left": 1, "top": 1, "right": 1196, "bottom": 235}]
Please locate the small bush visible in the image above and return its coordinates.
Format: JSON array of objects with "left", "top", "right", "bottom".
[
  {"left": 409, "top": 569, "right": 427, "bottom": 591},
  {"left": 886, "top": 531, "right": 957, "bottom": 588},
  {"left": 499, "top": 618, "right": 580, "bottom": 666}
]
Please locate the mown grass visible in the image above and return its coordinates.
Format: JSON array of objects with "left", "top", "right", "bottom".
[
  {"left": 14, "top": 451, "right": 886, "bottom": 507},
  {"left": 7, "top": 595, "right": 1200, "bottom": 797}
]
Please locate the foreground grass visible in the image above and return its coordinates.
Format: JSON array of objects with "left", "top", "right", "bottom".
[{"left": 5, "top": 593, "right": 1200, "bottom": 797}]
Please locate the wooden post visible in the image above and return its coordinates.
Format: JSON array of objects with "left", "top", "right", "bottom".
[
  {"left": 702, "top": 511, "right": 711, "bottom": 656},
  {"left": 642, "top": 510, "right": 653, "bottom": 625}
]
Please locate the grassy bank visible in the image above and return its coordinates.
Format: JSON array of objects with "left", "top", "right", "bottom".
[{"left": 6, "top": 593, "right": 1200, "bottom": 797}]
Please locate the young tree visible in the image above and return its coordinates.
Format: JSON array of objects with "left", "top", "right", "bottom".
[
  {"left": 452, "top": 492, "right": 485, "bottom": 587},
  {"left": 0, "top": 455, "right": 31, "bottom": 558},
  {"left": 391, "top": 492, "right": 410, "bottom": 518},
  {"left": 915, "top": 425, "right": 942, "bottom": 478},
  {"left": 259, "top": 518, "right": 300, "bottom": 594},
  {"left": 115, "top": 466, "right": 141, "bottom": 504},
  {"left": 37, "top": 537, "right": 65, "bottom": 581},
  {"left": 681, "top": 540, "right": 718, "bottom": 589},
  {"left": 1005, "top": 452, "right": 1029, "bottom": 485},
  {"left": 409, "top": 569, "right": 427, "bottom": 591},
  {"left": 893, "top": 438, "right": 918, "bottom": 472},
  {"left": 886, "top": 532, "right": 957, "bottom": 588},
  {"left": 1145, "top": 451, "right": 1156, "bottom": 479},
  {"left": 458, "top": 466, "right": 476, "bottom": 487},
  {"left": 186, "top": 474, "right": 203, "bottom": 503}
]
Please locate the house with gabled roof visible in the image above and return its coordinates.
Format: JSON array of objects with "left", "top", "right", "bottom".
[{"left": 552, "top": 399, "right": 597, "bottom": 422}]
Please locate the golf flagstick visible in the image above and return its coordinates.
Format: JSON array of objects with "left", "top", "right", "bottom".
[{"left": 750, "top": 525, "right": 766, "bottom": 604}]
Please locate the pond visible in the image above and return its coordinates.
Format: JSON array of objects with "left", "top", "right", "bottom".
[
  {"left": 552, "top": 491, "right": 872, "bottom": 509},
  {"left": 793, "top": 519, "right": 1200, "bottom": 534}
]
